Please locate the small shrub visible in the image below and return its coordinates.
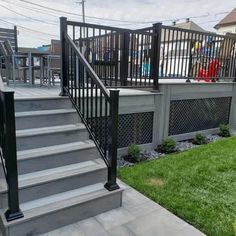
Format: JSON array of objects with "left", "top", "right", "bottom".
[
  {"left": 219, "top": 124, "right": 231, "bottom": 137},
  {"left": 160, "top": 138, "right": 176, "bottom": 153},
  {"left": 193, "top": 133, "right": 208, "bottom": 145},
  {"left": 127, "top": 143, "right": 142, "bottom": 162}
]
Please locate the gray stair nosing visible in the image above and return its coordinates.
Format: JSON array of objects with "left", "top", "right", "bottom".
[
  {"left": 15, "top": 96, "right": 69, "bottom": 101},
  {"left": 15, "top": 109, "right": 76, "bottom": 118},
  {"left": 16, "top": 124, "right": 86, "bottom": 138},
  {"left": 0, "top": 160, "right": 106, "bottom": 194},
  {"left": 2, "top": 188, "right": 123, "bottom": 227},
  {"left": 17, "top": 141, "right": 96, "bottom": 160}
]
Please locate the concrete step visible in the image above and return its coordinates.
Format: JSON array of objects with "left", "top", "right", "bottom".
[
  {"left": 16, "top": 124, "right": 89, "bottom": 151},
  {"left": 0, "top": 183, "right": 122, "bottom": 236},
  {"left": 13, "top": 141, "right": 98, "bottom": 175},
  {"left": 15, "top": 109, "right": 79, "bottom": 130},
  {"left": 0, "top": 159, "right": 107, "bottom": 208},
  {"left": 15, "top": 97, "right": 72, "bottom": 112}
]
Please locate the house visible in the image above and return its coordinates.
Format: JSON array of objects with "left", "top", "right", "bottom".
[
  {"left": 214, "top": 8, "right": 236, "bottom": 34},
  {"left": 173, "top": 18, "right": 205, "bottom": 32}
]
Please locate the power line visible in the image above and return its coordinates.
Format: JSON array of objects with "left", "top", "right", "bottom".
[
  {"left": 2, "top": 0, "right": 234, "bottom": 30},
  {"left": 3, "top": 0, "right": 58, "bottom": 17},
  {"left": 0, "top": 3, "right": 58, "bottom": 26},
  {"left": 18, "top": 0, "right": 147, "bottom": 23},
  {"left": 4, "top": 0, "right": 232, "bottom": 27},
  {"left": 113, "top": 13, "right": 211, "bottom": 27},
  {"left": 0, "top": 18, "right": 58, "bottom": 37}
]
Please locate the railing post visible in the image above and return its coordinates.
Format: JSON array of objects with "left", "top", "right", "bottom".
[
  {"left": 120, "top": 32, "right": 129, "bottom": 86},
  {"left": 60, "top": 17, "right": 68, "bottom": 96},
  {"left": 105, "top": 90, "right": 120, "bottom": 191},
  {"left": 1, "top": 91, "right": 23, "bottom": 221},
  {"left": 151, "top": 23, "right": 162, "bottom": 90}
]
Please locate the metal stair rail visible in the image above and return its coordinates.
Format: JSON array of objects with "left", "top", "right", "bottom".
[
  {"left": 60, "top": 18, "right": 158, "bottom": 89},
  {"left": 60, "top": 18, "right": 120, "bottom": 191},
  {"left": 0, "top": 76, "right": 23, "bottom": 221}
]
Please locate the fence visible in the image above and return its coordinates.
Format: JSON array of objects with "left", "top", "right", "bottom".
[
  {"left": 65, "top": 20, "right": 157, "bottom": 89},
  {"left": 0, "top": 26, "right": 18, "bottom": 52},
  {"left": 61, "top": 17, "right": 120, "bottom": 191},
  {"left": 158, "top": 25, "right": 236, "bottom": 81},
  {"left": 0, "top": 77, "right": 23, "bottom": 221},
  {"left": 64, "top": 19, "right": 236, "bottom": 89}
]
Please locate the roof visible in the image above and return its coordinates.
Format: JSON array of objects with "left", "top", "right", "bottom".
[
  {"left": 18, "top": 47, "right": 40, "bottom": 53},
  {"left": 214, "top": 8, "right": 236, "bottom": 29},
  {"left": 174, "top": 21, "right": 206, "bottom": 32}
]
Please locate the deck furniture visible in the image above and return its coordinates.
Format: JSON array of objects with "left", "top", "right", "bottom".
[
  {"left": 3, "top": 41, "right": 50, "bottom": 86},
  {"left": 0, "top": 26, "right": 18, "bottom": 81},
  {"left": 42, "top": 40, "right": 61, "bottom": 86},
  {"left": 2, "top": 40, "right": 30, "bottom": 85}
]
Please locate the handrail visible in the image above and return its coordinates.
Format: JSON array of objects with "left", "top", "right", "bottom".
[
  {"left": 61, "top": 17, "right": 120, "bottom": 191},
  {"left": 0, "top": 75, "right": 23, "bottom": 221},
  {"left": 162, "top": 24, "right": 236, "bottom": 40},
  {"left": 64, "top": 34, "right": 110, "bottom": 100},
  {"left": 67, "top": 20, "right": 154, "bottom": 36}
]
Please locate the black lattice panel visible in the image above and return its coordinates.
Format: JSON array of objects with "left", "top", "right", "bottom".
[
  {"left": 118, "top": 112, "right": 153, "bottom": 148},
  {"left": 89, "top": 112, "right": 153, "bottom": 148},
  {"left": 169, "top": 97, "right": 232, "bottom": 135}
]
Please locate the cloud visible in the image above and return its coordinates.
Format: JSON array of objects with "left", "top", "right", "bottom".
[{"left": 0, "top": 0, "right": 235, "bottom": 47}]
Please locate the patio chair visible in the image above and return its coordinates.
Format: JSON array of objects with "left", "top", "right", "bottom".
[
  {"left": 43, "top": 40, "right": 61, "bottom": 86},
  {"left": 2, "top": 40, "right": 29, "bottom": 85}
]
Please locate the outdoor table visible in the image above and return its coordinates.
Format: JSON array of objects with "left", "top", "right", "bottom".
[
  {"left": 18, "top": 50, "right": 50, "bottom": 86},
  {"left": 40, "top": 54, "right": 61, "bottom": 87}
]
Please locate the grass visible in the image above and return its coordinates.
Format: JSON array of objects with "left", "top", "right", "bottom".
[{"left": 118, "top": 137, "right": 236, "bottom": 236}]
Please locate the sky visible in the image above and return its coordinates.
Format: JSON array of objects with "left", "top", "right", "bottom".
[{"left": 0, "top": 0, "right": 235, "bottom": 47}]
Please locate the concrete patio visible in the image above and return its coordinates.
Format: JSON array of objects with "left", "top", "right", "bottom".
[{"left": 41, "top": 180, "right": 205, "bottom": 236}]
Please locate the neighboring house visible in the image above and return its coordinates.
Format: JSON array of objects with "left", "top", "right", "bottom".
[
  {"left": 214, "top": 8, "right": 236, "bottom": 34},
  {"left": 173, "top": 19, "right": 205, "bottom": 32}
]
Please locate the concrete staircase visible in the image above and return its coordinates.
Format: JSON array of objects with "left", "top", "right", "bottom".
[{"left": 0, "top": 96, "right": 122, "bottom": 236}]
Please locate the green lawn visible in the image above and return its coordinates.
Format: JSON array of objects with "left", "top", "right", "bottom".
[{"left": 118, "top": 137, "right": 236, "bottom": 236}]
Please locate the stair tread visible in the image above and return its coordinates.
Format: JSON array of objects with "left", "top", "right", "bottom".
[
  {"left": 15, "top": 109, "right": 76, "bottom": 117},
  {"left": 17, "top": 140, "right": 95, "bottom": 160},
  {"left": 0, "top": 159, "right": 106, "bottom": 192},
  {"left": 16, "top": 124, "right": 85, "bottom": 137},
  {"left": 15, "top": 96, "right": 69, "bottom": 101},
  {"left": 2, "top": 183, "right": 122, "bottom": 226},
  {"left": 20, "top": 183, "right": 105, "bottom": 211}
]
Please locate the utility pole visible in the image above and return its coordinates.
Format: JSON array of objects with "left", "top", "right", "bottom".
[{"left": 76, "top": 0, "right": 86, "bottom": 37}]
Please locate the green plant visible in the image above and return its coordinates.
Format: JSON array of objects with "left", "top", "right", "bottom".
[
  {"left": 160, "top": 137, "right": 176, "bottom": 153},
  {"left": 219, "top": 124, "right": 231, "bottom": 137},
  {"left": 118, "top": 137, "right": 236, "bottom": 236},
  {"left": 193, "top": 133, "right": 208, "bottom": 145},
  {"left": 127, "top": 143, "right": 142, "bottom": 162}
]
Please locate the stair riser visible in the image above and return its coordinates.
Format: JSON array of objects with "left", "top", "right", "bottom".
[
  {"left": 15, "top": 98, "right": 72, "bottom": 112},
  {"left": 16, "top": 112, "right": 79, "bottom": 130},
  {"left": 17, "top": 147, "right": 99, "bottom": 174},
  {"left": 16, "top": 129, "right": 89, "bottom": 151},
  {"left": 1, "top": 191, "right": 122, "bottom": 236},
  {"left": 0, "top": 168, "right": 107, "bottom": 208}
]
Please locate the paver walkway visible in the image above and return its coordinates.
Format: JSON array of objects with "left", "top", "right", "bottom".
[{"left": 42, "top": 180, "right": 206, "bottom": 236}]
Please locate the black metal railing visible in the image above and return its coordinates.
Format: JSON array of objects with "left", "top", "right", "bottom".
[
  {"left": 157, "top": 24, "right": 236, "bottom": 81},
  {"left": 61, "top": 18, "right": 236, "bottom": 87},
  {"left": 60, "top": 17, "right": 120, "bottom": 191},
  {"left": 0, "top": 77, "right": 23, "bottom": 221},
  {"left": 63, "top": 18, "right": 157, "bottom": 89}
]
